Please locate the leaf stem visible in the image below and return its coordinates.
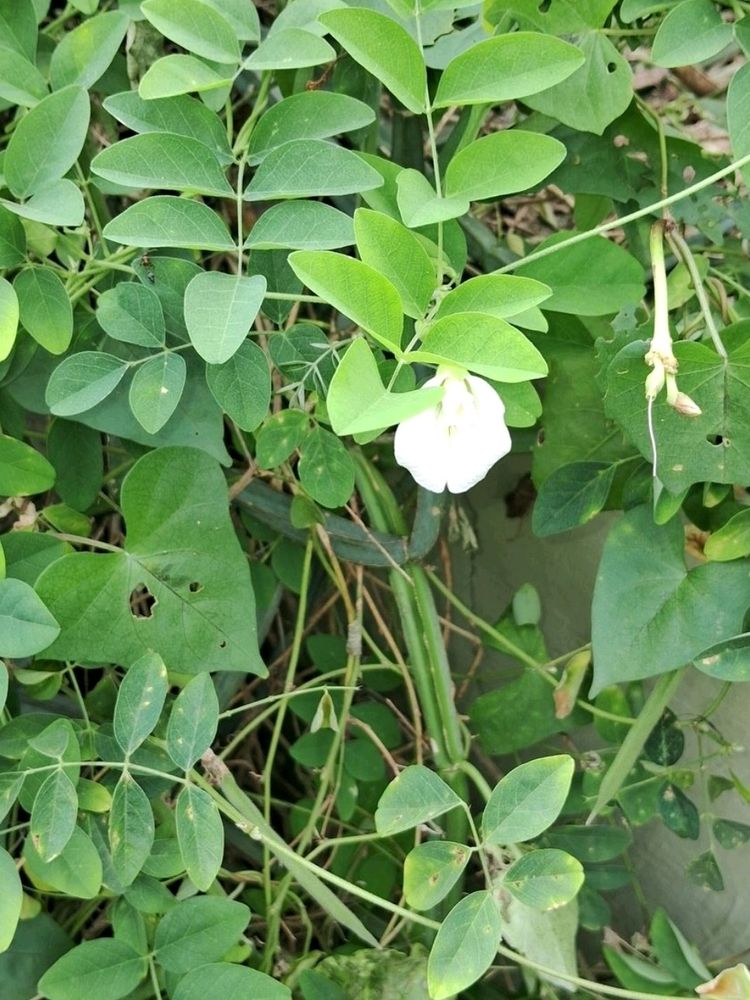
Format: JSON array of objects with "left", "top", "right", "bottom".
[
  {"left": 496, "top": 150, "right": 750, "bottom": 274},
  {"left": 667, "top": 228, "right": 728, "bottom": 359}
]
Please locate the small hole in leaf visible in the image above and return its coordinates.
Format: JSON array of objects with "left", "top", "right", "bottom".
[
  {"left": 706, "top": 434, "right": 726, "bottom": 446},
  {"left": 130, "top": 585, "right": 156, "bottom": 619},
  {"left": 538, "top": 0, "right": 552, "bottom": 11},
  {"left": 189, "top": 581, "right": 203, "bottom": 593},
  {"left": 219, "top": 640, "right": 227, "bottom": 649},
  {"left": 607, "top": 62, "right": 617, "bottom": 73}
]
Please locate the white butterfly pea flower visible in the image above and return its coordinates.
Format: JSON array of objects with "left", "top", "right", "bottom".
[{"left": 394, "top": 367, "right": 512, "bottom": 494}]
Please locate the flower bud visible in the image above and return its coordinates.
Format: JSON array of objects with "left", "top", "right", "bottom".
[{"left": 670, "top": 391, "right": 702, "bottom": 417}]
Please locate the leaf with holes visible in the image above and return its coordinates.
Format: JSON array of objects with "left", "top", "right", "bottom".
[
  {"left": 604, "top": 330, "right": 750, "bottom": 494},
  {"left": 524, "top": 32, "right": 633, "bottom": 135},
  {"left": 34, "top": 447, "right": 266, "bottom": 675}
]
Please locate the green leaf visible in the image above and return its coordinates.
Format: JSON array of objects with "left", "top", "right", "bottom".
[
  {"left": 524, "top": 33, "right": 633, "bottom": 135},
  {"left": 403, "top": 841, "right": 470, "bottom": 911},
  {"left": 154, "top": 896, "right": 249, "bottom": 972},
  {"left": 395, "top": 169, "right": 469, "bottom": 228},
  {"left": 0, "top": 46, "right": 48, "bottom": 106},
  {"left": 248, "top": 91, "right": 374, "bottom": 163},
  {"left": 205, "top": 339, "right": 271, "bottom": 432},
  {"left": 326, "top": 338, "right": 441, "bottom": 436},
  {"left": 375, "top": 764, "right": 463, "bottom": 836},
  {"left": 657, "top": 782, "right": 699, "bottom": 839},
  {"left": 0, "top": 663, "right": 7, "bottom": 712},
  {"left": 435, "top": 274, "right": 551, "bottom": 321},
  {"left": 199, "top": 0, "right": 257, "bottom": 39},
  {"left": 103, "top": 91, "right": 233, "bottom": 165},
  {"left": 0, "top": 434, "right": 55, "bottom": 497},
  {"left": 354, "top": 208, "right": 435, "bottom": 319},
  {"left": 643, "top": 710, "right": 684, "bottom": 766},
  {"left": 255, "top": 409, "right": 309, "bottom": 468},
  {"left": 0, "top": 773, "right": 23, "bottom": 825},
  {"left": 0, "top": 0, "right": 37, "bottom": 60},
  {"left": 687, "top": 850, "right": 724, "bottom": 891},
  {"left": 591, "top": 505, "right": 750, "bottom": 693},
  {"left": 652, "top": 0, "right": 732, "bottom": 68},
  {"left": 244, "top": 27, "right": 335, "bottom": 69},
  {"left": 109, "top": 772, "right": 155, "bottom": 887},
  {"left": 319, "top": 8, "right": 426, "bottom": 114},
  {"left": 113, "top": 651, "right": 169, "bottom": 755},
  {"left": 0, "top": 205, "right": 26, "bottom": 267},
  {"left": 166, "top": 674, "right": 219, "bottom": 770},
  {"left": 427, "top": 891, "right": 503, "bottom": 1000},
  {"left": 36, "top": 449, "right": 266, "bottom": 674},
  {"left": 173, "top": 964, "right": 290, "bottom": 1000},
  {"left": 245, "top": 201, "right": 355, "bottom": 251},
  {"left": 0, "top": 178, "right": 85, "bottom": 227},
  {"left": 0, "top": 278, "right": 18, "bottom": 362},
  {"left": 14, "top": 266, "right": 73, "bottom": 354},
  {"left": 46, "top": 352, "right": 130, "bottom": 416},
  {"left": 650, "top": 908, "right": 710, "bottom": 988},
  {"left": 103, "top": 196, "right": 235, "bottom": 251},
  {"left": 38, "top": 939, "right": 146, "bottom": 1000},
  {"left": 4, "top": 86, "right": 90, "bottom": 199},
  {"left": 175, "top": 783, "right": 224, "bottom": 891},
  {"left": 729, "top": 63, "right": 750, "bottom": 185},
  {"left": 244, "top": 139, "right": 383, "bottom": 201},
  {"left": 49, "top": 10, "right": 129, "bottom": 90},
  {"left": 138, "top": 55, "right": 233, "bottom": 99},
  {"left": 444, "top": 132, "right": 566, "bottom": 202},
  {"left": 184, "top": 272, "right": 266, "bottom": 364},
  {"left": 129, "top": 352, "right": 186, "bottom": 434},
  {"left": 515, "top": 235, "right": 645, "bottom": 315},
  {"left": 24, "top": 824, "right": 102, "bottom": 898},
  {"left": 605, "top": 333, "right": 750, "bottom": 494},
  {"left": 435, "top": 32, "right": 584, "bottom": 107},
  {"left": 695, "top": 632, "right": 750, "bottom": 682},
  {"left": 141, "top": 0, "right": 239, "bottom": 62},
  {"left": 289, "top": 251, "right": 402, "bottom": 351},
  {"left": 0, "top": 846, "right": 22, "bottom": 953},
  {"left": 504, "top": 849, "right": 583, "bottom": 910},
  {"left": 532, "top": 461, "right": 616, "bottom": 537},
  {"left": 92, "top": 133, "right": 232, "bottom": 197},
  {"left": 30, "top": 769, "right": 78, "bottom": 861},
  {"left": 713, "top": 818, "right": 750, "bottom": 850},
  {"left": 298, "top": 427, "right": 355, "bottom": 508},
  {"left": 409, "top": 312, "right": 547, "bottom": 382},
  {"left": 0, "top": 578, "right": 59, "bottom": 656},
  {"left": 543, "top": 825, "right": 632, "bottom": 862},
  {"left": 97, "top": 282, "right": 166, "bottom": 349},
  {"left": 483, "top": 756, "right": 574, "bottom": 845}
]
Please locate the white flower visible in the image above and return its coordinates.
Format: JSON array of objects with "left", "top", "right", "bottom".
[{"left": 394, "top": 368, "right": 512, "bottom": 494}]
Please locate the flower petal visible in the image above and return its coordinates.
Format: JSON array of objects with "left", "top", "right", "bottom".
[
  {"left": 394, "top": 404, "right": 449, "bottom": 493},
  {"left": 444, "top": 377, "right": 511, "bottom": 494}
]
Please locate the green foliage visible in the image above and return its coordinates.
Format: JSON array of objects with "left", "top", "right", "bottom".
[{"left": 0, "top": 2, "right": 748, "bottom": 998}]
